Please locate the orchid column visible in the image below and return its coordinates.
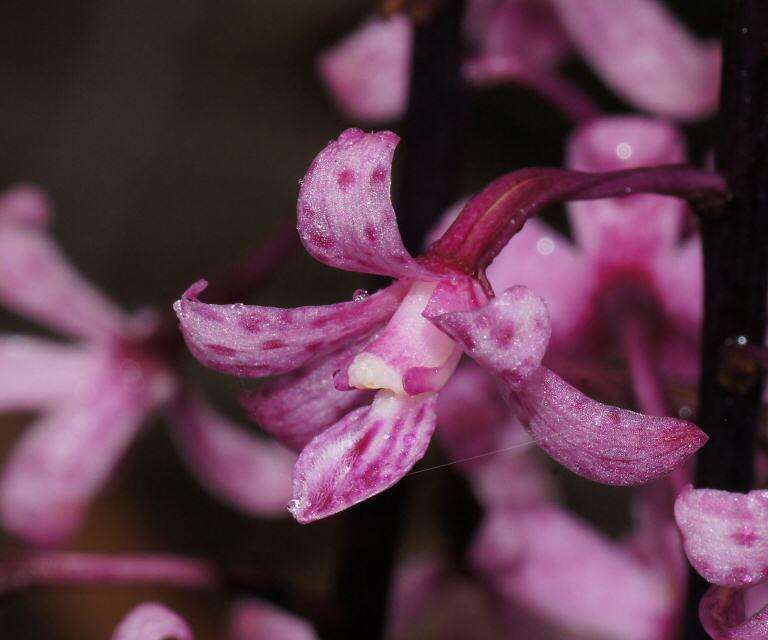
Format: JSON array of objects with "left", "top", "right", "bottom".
[{"left": 685, "top": 3, "right": 768, "bottom": 638}]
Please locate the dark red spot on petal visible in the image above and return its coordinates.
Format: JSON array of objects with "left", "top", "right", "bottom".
[
  {"left": 731, "top": 530, "right": 760, "bottom": 547},
  {"left": 239, "top": 314, "right": 263, "bottom": 332},
  {"left": 371, "top": 166, "right": 388, "bottom": 183},
  {"left": 306, "top": 228, "right": 334, "bottom": 250},
  {"left": 364, "top": 224, "right": 378, "bottom": 243},
  {"left": 261, "top": 339, "right": 285, "bottom": 350},
  {"left": 338, "top": 168, "right": 355, "bottom": 191}
]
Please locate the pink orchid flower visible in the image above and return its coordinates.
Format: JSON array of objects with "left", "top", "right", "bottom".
[
  {"left": 455, "top": 115, "right": 704, "bottom": 412},
  {"left": 318, "top": 0, "right": 719, "bottom": 124},
  {"left": 675, "top": 486, "right": 768, "bottom": 639},
  {"left": 0, "top": 185, "right": 294, "bottom": 547},
  {"left": 111, "top": 600, "right": 317, "bottom": 640},
  {"left": 176, "top": 128, "right": 706, "bottom": 524}
]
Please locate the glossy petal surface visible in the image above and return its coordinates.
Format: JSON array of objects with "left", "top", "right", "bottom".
[
  {"left": 229, "top": 599, "right": 318, "bottom": 640},
  {"left": 512, "top": 367, "right": 706, "bottom": 485},
  {"left": 317, "top": 16, "right": 411, "bottom": 124},
  {"left": 290, "top": 391, "right": 437, "bottom": 523},
  {"left": 174, "top": 280, "right": 404, "bottom": 378},
  {"left": 430, "top": 285, "right": 551, "bottom": 389},
  {"left": 675, "top": 486, "right": 768, "bottom": 587},
  {"left": 297, "top": 128, "right": 431, "bottom": 279},
  {"left": 242, "top": 338, "right": 373, "bottom": 451},
  {"left": 551, "top": 0, "right": 720, "bottom": 120},
  {"left": 168, "top": 393, "right": 295, "bottom": 516},
  {"left": 111, "top": 602, "right": 193, "bottom": 640}
]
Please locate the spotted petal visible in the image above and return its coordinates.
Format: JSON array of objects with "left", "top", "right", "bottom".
[
  {"left": 473, "top": 506, "right": 674, "bottom": 640},
  {"left": 700, "top": 585, "right": 768, "bottom": 640},
  {"left": 174, "top": 279, "right": 404, "bottom": 378},
  {"left": 111, "top": 602, "right": 193, "bottom": 640},
  {"left": 317, "top": 16, "right": 411, "bottom": 124},
  {"left": 0, "top": 353, "right": 171, "bottom": 546},
  {"left": 566, "top": 116, "right": 688, "bottom": 261},
  {"left": 242, "top": 338, "right": 374, "bottom": 451},
  {"left": 229, "top": 599, "right": 318, "bottom": 640},
  {"left": 0, "top": 336, "right": 101, "bottom": 411},
  {"left": 289, "top": 391, "right": 437, "bottom": 523},
  {"left": 0, "top": 225, "right": 128, "bottom": 341},
  {"left": 432, "top": 286, "right": 707, "bottom": 485},
  {"left": 297, "top": 128, "right": 433, "bottom": 279},
  {"left": 167, "top": 393, "right": 294, "bottom": 517},
  {"left": 674, "top": 486, "right": 768, "bottom": 587},
  {"left": 551, "top": 0, "right": 720, "bottom": 120}
]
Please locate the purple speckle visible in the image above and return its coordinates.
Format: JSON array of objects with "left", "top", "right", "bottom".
[
  {"left": 239, "top": 313, "right": 263, "bottom": 332},
  {"left": 306, "top": 228, "right": 334, "bottom": 250},
  {"left": 261, "top": 339, "right": 285, "bottom": 350},
  {"left": 493, "top": 323, "right": 516, "bottom": 348},
  {"left": 337, "top": 168, "right": 355, "bottom": 191},
  {"left": 370, "top": 166, "right": 388, "bottom": 183},
  {"left": 194, "top": 306, "right": 224, "bottom": 322},
  {"left": 364, "top": 224, "right": 378, "bottom": 243},
  {"left": 731, "top": 530, "right": 760, "bottom": 547}
]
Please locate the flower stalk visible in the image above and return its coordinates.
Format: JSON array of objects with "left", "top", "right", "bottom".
[
  {"left": 332, "top": 2, "right": 466, "bottom": 639},
  {"left": 685, "top": 2, "right": 768, "bottom": 638}
]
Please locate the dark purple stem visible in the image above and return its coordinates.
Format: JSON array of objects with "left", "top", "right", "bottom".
[
  {"left": 685, "top": 3, "right": 768, "bottom": 637},
  {"left": 332, "top": 2, "right": 467, "bottom": 639},
  {"left": 427, "top": 165, "right": 727, "bottom": 278}
]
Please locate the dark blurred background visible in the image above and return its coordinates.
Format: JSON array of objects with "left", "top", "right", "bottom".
[{"left": 0, "top": 1, "right": 722, "bottom": 637}]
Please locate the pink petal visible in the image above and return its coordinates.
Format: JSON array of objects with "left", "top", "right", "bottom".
[
  {"left": 297, "top": 128, "right": 432, "bottom": 279},
  {"left": 0, "top": 225, "right": 127, "bottom": 340},
  {"left": 111, "top": 602, "right": 193, "bottom": 640},
  {"left": 486, "top": 218, "right": 592, "bottom": 351},
  {"left": 511, "top": 367, "right": 706, "bottom": 485},
  {"left": 174, "top": 279, "right": 404, "bottom": 378},
  {"left": 674, "top": 486, "right": 768, "bottom": 587},
  {"left": 429, "top": 285, "right": 552, "bottom": 389},
  {"left": 566, "top": 116, "right": 688, "bottom": 261},
  {"left": 0, "top": 352, "right": 171, "bottom": 546},
  {"left": 289, "top": 390, "right": 437, "bottom": 523},
  {"left": 700, "top": 585, "right": 768, "bottom": 640},
  {"left": 0, "top": 336, "right": 101, "bottom": 411},
  {"left": 436, "top": 362, "right": 553, "bottom": 508},
  {"left": 551, "top": 0, "right": 721, "bottom": 120},
  {"left": 473, "top": 506, "right": 675, "bottom": 640},
  {"left": 242, "top": 338, "right": 374, "bottom": 451},
  {"left": 431, "top": 287, "right": 707, "bottom": 484},
  {"left": 317, "top": 16, "right": 411, "bottom": 124},
  {"left": 229, "top": 599, "right": 318, "bottom": 640},
  {"left": 0, "top": 184, "right": 51, "bottom": 228},
  {"left": 167, "top": 393, "right": 295, "bottom": 517}
]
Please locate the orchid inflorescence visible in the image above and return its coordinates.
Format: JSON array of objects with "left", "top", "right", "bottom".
[{"left": 0, "top": 1, "right": 763, "bottom": 639}]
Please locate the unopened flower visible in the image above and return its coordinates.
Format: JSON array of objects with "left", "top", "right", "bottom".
[
  {"left": 675, "top": 486, "right": 768, "bottom": 639},
  {"left": 318, "top": 0, "right": 719, "bottom": 123},
  {"left": 0, "top": 185, "right": 294, "bottom": 547},
  {"left": 176, "top": 128, "right": 706, "bottom": 523},
  {"left": 111, "top": 599, "right": 317, "bottom": 640}
]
